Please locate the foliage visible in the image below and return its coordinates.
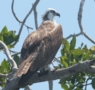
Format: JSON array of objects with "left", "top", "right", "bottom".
[
  {"left": 60, "top": 36, "right": 95, "bottom": 90},
  {"left": 0, "top": 26, "right": 20, "bottom": 88},
  {"left": 0, "top": 59, "right": 11, "bottom": 87},
  {"left": 0, "top": 26, "right": 18, "bottom": 49}
]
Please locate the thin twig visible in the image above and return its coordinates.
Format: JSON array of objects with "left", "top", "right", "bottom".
[
  {"left": 11, "top": 52, "right": 20, "bottom": 56},
  {"left": 12, "top": 0, "right": 40, "bottom": 46},
  {"left": 78, "top": 0, "right": 95, "bottom": 44},
  {"left": 65, "top": 32, "right": 82, "bottom": 39},
  {"left": 11, "top": 0, "right": 33, "bottom": 30},
  {"left": 33, "top": 4, "right": 38, "bottom": 29},
  {"left": 9, "top": 49, "right": 19, "bottom": 53},
  {"left": 9, "top": 50, "right": 21, "bottom": 56},
  {"left": 85, "top": 79, "right": 88, "bottom": 90},
  {"left": 0, "top": 40, "right": 18, "bottom": 69},
  {"left": 83, "top": 32, "right": 95, "bottom": 44},
  {"left": 85, "top": 77, "right": 92, "bottom": 90},
  {"left": 54, "top": 57, "right": 60, "bottom": 63}
]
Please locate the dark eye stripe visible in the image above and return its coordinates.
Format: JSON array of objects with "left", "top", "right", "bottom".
[{"left": 50, "top": 10, "right": 55, "bottom": 13}]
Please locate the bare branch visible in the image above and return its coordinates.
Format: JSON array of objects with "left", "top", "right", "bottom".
[
  {"left": 33, "top": 4, "right": 38, "bottom": 29},
  {"left": 11, "top": 0, "right": 33, "bottom": 30},
  {"left": 83, "top": 32, "right": 95, "bottom": 44},
  {"left": 78, "top": 0, "right": 95, "bottom": 44},
  {"left": 65, "top": 32, "right": 82, "bottom": 39},
  {"left": 12, "top": 0, "right": 40, "bottom": 46},
  {"left": 11, "top": 52, "right": 20, "bottom": 56},
  {"left": 78, "top": 0, "right": 84, "bottom": 33},
  {"left": 2, "top": 76, "right": 20, "bottom": 90},
  {"left": 0, "top": 74, "right": 8, "bottom": 78},
  {"left": 9, "top": 50, "right": 20, "bottom": 56},
  {"left": 0, "top": 40, "right": 18, "bottom": 69},
  {"left": 85, "top": 78, "right": 91, "bottom": 90},
  {"left": 27, "top": 60, "right": 95, "bottom": 84},
  {"left": 9, "top": 49, "right": 19, "bottom": 53},
  {"left": 48, "top": 80, "right": 53, "bottom": 90},
  {"left": 54, "top": 57, "right": 60, "bottom": 63}
]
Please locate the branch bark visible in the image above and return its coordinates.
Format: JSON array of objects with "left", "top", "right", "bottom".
[
  {"left": 27, "top": 60, "right": 95, "bottom": 84},
  {"left": 0, "top": 40, "right": 17, "bottom": 70},
  {"left": 48, "top": 80, "right": 53, "bottom": 90},
  {"left": 0, "top": 74, "right": 8, "bottom": 78},
  {"left": 3, "top": 58, "right": 95, "bottom": 90},
  {"left": 33, "top": 4, "right": 38, "bottom": 29},
  {"left": 78, "top": 0, "right": 95, "bottom": 44}
]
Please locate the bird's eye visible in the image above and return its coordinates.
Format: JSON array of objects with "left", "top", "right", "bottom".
[{"left": 50, "top": 10, "right": 55, "bottom": 13}]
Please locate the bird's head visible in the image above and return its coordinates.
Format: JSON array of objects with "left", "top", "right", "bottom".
[{"left": 42, "top": 8, "right": 60, "bottom": 21}]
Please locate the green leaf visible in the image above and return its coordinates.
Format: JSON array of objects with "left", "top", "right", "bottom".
[
  {"left": 72, "top": 49, "right": 84, "bottom": 56},
  {"left": 13, "top": 54, "right": 20, "bottom": 65},
  {"left": 92, "top": 78, "right": 95, "bottom": 89},
  {"left": 90, "top": 46, "right": 95, "bottom": 54},
  {"left": 81, "top": 42, "right": 83, "bottom": 48},
  {"left": 61, "top": 56, "right": 68, "bottom": 68},
  {"left": 0, "top": 35, "right": 4, "bottom": 41},
  {"left": 61, "top": 84, "right": 68, "bottom": 90},
  {"left": 0, "top": 59, "right": 11, "bottom": 73},
  {"left": 70, "top": 36, "right": 76, "bottom": 50},
  {"left": 7, "top": 45, "right": 14, "bottom": 49},
  {"left": 0, "top": 26, "right": 18, "bottom": 49},
  {"left": 1, "top": 26, "right": 8, "bottom": 34},
  {"left": 61, "top": 39, "right": 70, "bottom": 55}
]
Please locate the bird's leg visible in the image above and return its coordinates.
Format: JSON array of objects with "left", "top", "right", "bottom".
[
  {"left": 38, "top": 65, "right": 50, "bottom": 76},
  {"left": 51, "top": 62, "right": 57, "bottom": 71}
]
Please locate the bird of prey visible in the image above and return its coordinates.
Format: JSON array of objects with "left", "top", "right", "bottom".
[{"left": 15, "top": 8, "right": 63, "bottom": 86}]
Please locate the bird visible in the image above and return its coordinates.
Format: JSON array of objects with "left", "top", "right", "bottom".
[{"left": 15, "top": 8, "right": 63, "bottom": 86}]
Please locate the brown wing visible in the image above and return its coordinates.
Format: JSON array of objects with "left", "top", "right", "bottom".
[{"left": 15, "top": 21, "right": 55, "bottom": 76}]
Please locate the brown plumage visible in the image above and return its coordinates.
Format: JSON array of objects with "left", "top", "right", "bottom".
[{"left": 15, "top": 8, "right": 63, "bottom": 86}]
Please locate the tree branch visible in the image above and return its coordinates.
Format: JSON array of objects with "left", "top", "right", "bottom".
[
  {"left": 33, "top": 4, "right": 38, "bottom": 29},
  {"left": 0, "top": 74, "right": 8, "bottom": 78},
  {"left": 0, "top": 82, "right": 6, "bottom": 84},
  {"left": 66, "top": 0, "right": 95, "bottom": 44},
  {"left": 85, "top": 78, "right": 91, "bottom": 90},
  {"left": 11, "top": 0, "right": 33, "bottom": 30},
  {"left": 48, "top": 80, "right": 53, "bottom": 90},
  {"left": 12, "top": 0, "right": 40, "bottom": 46},
  {"left": 27, "top": 60, "right": 95, "bottom": 84},
  {"left": 78, "top": 0, "right": 95, "bottom": 44},
  {"left": 3, "top": 60, "right": 95, "bottom": 90},
  {"left": 65, "top": 32, "right": 82, "bottom": 39},
  {"left": 0, "top": 40, "right": 17, "bottom": 70}
]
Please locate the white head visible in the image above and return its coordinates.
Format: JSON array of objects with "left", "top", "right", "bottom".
[{"left": 42, "top": 8, "right": 60, "bottom": 21}]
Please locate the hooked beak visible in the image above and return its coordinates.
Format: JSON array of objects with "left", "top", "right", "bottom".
[{"left": 55, "top": 12, "right": 60, "bottom": 17}]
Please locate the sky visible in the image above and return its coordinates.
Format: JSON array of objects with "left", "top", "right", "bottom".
[{"left": 0, "top": 0, "right": 95, "bottom": 90}]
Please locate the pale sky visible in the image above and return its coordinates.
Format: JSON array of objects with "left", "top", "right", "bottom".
[{"left": 0, "top": 0, "right": 95, "bottom": 90}]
